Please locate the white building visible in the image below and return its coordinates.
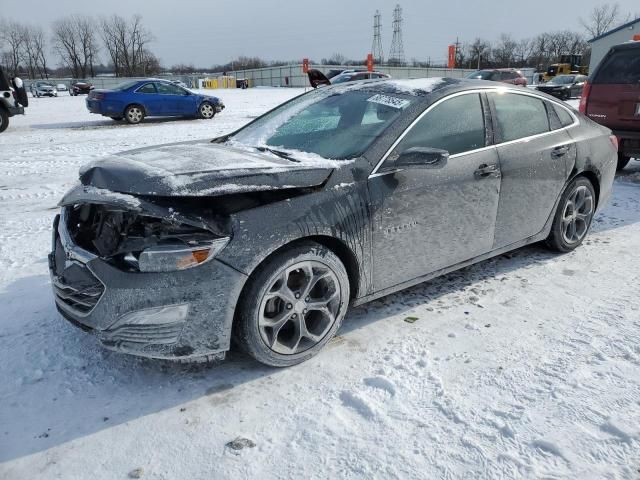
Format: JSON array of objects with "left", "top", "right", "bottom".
[{"left": 588, "top": 18, "right": 640, "bottom": 72}]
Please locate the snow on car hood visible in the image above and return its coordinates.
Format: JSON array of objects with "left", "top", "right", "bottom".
[{"left": 79, "top": 141, "right": 336, "bottom": 197}]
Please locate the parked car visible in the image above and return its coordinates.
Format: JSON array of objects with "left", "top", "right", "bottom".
[
  {"left": 465, "top": 68, "right": 528, "bottom": 86},
  {"left": 30, "top": 81, "right": 57, "bottom": 97},
  {"left": 85, "top": 79, "right": 224, "bottom": 124},
  {"left": 308, "top": 69, "right": 390, "bottom": 88},
  {"left": 0, "top": 67, "right": 28, "bottom": 133},
  {"left": 580, "top": 40, "right": 640, "bottom": 170},
  {"left": 70, "top": 82, "right": 94, "bottom": 96},
  {"left": 536, "top": 74, "right": 588, "bottom": 100},
  {"left": 56, "top": 83, "right": 68, "bottom": 92},
  {"left": 50, "top": 77, "right": 616, "bottom": 366}
]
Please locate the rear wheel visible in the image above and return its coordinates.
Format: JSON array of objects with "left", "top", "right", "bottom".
[
  {"left": 0, "top": 109, "right": 8, "bottom": 133},
  {"left": 617, "top": 154, "right": 631, "bottom": 171},
  {"left": 235, "top": 242, "right": 350, "bottom": 367},
  {"left": 198, "top": 102, "right": 215, "bottom": 119},
  {"left": 546, "top": 177, "right": 596, "bottom": 252},
  {"left": 124, "top": 105, "right": 145, "bottom": 124}
]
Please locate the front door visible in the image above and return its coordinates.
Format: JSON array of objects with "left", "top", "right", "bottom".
[{"left": 369, "top": 92, "right": 501, "bottom": 291}]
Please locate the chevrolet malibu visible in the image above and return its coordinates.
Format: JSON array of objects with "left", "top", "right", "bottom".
[
  {"left": 86, "top": 79, "right": 224, "bottom": 124},
  {"left": 50, "top": 78, "right": 617, "bottom": 366}
]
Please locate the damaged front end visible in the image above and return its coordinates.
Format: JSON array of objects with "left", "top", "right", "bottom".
[{"left": 49, "top": 185, "right": 247, "bottom": 361}]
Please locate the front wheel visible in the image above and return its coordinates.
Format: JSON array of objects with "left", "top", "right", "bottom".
[
  {"left": 0, "top": 109, "right": 8, "bottom": 133},
  {"left": 617, "top": 154, "right": 631, "bottom": 171},
  {"left": 235, "top": 242, "right": 350, "bottom": 367},
  {"left": 124, "top": 105, "right": 145, "bottom": 124},
  {"left": 546, "top": 177, "right": 596, "bottom": 253},
  {"left": 198, "top": 102, "right": 215, "bottom": 119}
]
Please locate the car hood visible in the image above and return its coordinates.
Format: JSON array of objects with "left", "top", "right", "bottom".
[{"left": 78, "top": 141, "right": 336, "bottom": 197}]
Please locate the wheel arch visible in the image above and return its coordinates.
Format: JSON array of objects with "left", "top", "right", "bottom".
[
  {"left": 569, "top": 168, "right": 601, "bottom": 208},
  {"left": 124, "top": 102, "right": 146, "bottom": 116},
  {"left": 233, "top": 234, "right": 361, "bottom": 317}
]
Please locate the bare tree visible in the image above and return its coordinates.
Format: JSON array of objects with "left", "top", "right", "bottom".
[
  {"left": 469, "top": 38, "right": 490, "bottom": 70},
  {"left": 492, "top": 34, "right": 517, "bottom": 67},
  {"left": 23, "top": 25, "right": 49, "bottom": 78},
  {"left": 580, "top": 3, "right": 623, "bottom": 38},
  {"left": 99, "top": 14, "right": 154, "bottom": 76},
  {"left": 52, "top": 15, "right": 99, "bottom": 78},
  {"left": 0, "top": 18, "right": 27, "bottom": 76}
]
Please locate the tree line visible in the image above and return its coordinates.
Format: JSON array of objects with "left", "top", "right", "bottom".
[{"left": 0, "top": 14, "right": 158, "bottom": 79}]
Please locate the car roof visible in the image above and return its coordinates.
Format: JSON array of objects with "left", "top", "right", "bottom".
[{"left": 610, "top": 40, "right": 640, "bottom": 51}]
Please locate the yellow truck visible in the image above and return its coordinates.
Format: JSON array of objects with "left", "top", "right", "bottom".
[{"left": 542, "top": 55, "right": 589, "bottom": 82}]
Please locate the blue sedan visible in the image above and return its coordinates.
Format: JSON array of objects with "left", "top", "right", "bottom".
[{"left": 85, "top": 79, "right": 225, "bottom": 124}]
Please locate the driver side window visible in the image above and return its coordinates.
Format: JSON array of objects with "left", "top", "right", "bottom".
[{"left": 391, "top": 93, "right": 486, "bottom": 158}]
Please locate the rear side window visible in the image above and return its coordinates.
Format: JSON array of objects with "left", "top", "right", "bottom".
[
  {"left": 393, "top": 93, "right": 486, "bottom": 156},
  {"left": 490, "top": 92, "right": 550, "bottom": 142},
  {"left": 593, "top": 50, "right": 640, "bottom": 84},
  {"left": 553, "top": 104, "right": 575, "bottom": 128},
  {"left": 137, "top": 83, "right": 156, "bottom": 94}
]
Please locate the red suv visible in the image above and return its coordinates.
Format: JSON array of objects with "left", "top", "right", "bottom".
[{"left": 580, "top": 41, "right": 640, "bottom": 170}]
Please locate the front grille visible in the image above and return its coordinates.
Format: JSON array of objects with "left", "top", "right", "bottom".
[{"left": 52, "top": 261, "right": 104, "bottom": 314}]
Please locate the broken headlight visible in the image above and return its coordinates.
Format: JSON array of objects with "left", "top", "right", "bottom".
[{"left": 130, "top": 237, "right": 230, "bottom": 273}]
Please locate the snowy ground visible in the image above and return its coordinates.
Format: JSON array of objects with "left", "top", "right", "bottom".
[{"left": 1, "top": 90, "right": 639, "bottom": 479}]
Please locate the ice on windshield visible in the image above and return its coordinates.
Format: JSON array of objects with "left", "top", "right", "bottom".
[{"left": 229, "top": 88, "right": 418, "bottom": 160}]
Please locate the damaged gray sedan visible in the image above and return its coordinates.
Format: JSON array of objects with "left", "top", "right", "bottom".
[{"left": 49, "top": 78, "right": 617, "bottom": 366}]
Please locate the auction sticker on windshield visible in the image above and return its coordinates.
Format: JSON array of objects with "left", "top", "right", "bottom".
[{"left": 367, "top": 94, "right": 410, "bottom": 109}]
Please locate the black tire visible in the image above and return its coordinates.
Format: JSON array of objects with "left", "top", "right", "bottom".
[
  {"left": 546, "top": 176, "right": 596, "bottom": 253},
  {"left": 124, "top": 104, "right": 145, "bottom": 124},
  {"left": 198, "top": 101, "right": 215, "bottom": 119},
  {"left": 110, "top": 116, "right": 123, "bottom": 121},
  {"left": 235, "top": 241, "right": 350, "bottom": 367},
  {"left": 617, "top": 154, "right": 631, "bottom": 171},
  {"left": 0, "top": 108, "right": 8, "bottom": 133}
]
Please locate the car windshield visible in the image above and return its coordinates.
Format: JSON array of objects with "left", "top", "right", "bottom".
[
  {"left": 466, "top": 71, "right": 493, "bottom": 80},
  {"left": 229, "top": 87, "right": 416, "bottom": 160},
  {"left": 548, "top": 76, "right": 575, "bottom": 85},
  {"left": 113, "top": 80, "right": 140, "bottom": 91}
]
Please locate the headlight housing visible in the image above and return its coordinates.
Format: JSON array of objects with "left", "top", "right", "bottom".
[{"left": 134, "top": 237, "right": 229, "bottom": 273}]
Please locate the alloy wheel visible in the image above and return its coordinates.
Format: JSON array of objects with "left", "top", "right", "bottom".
[
  {"left": 200, "top": 103, "right": 214, "bottom": 119},
  {"left": 561, "top": 185, "right": 594, "bottom": 245},
  {"left": 126, "top": 107, "right": 143, "bottom": 123},
  {"left": 258, "top": 261, "right": 341, "bottom": 355}
]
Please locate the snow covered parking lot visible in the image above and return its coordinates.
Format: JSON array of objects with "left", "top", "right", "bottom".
[{"left": 1, "top": 89, "right": 640, "bottom": 479}]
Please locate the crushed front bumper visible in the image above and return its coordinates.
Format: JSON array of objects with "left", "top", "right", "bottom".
[{"left": 48, "top": 211, "right": 247, "bottom": 361}]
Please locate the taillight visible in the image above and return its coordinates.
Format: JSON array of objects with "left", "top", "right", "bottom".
[
  {"left": 92, "top": 92, "right": 105, "bottom": 100},
  {"left": 609, "top": 135, "right": 619, "bottom": 151},
  {"left": 578, "top": 80, "right": 590, "bottom": 113}
]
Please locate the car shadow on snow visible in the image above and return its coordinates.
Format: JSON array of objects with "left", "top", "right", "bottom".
[
  {"left": 29, "top": 116, "right": 203, "bottom": 131},
  {"left": 1, "top": 180, "right": 639, "bottom": 463}
]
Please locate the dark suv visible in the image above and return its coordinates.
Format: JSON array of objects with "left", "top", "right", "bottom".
[{"left": 580, "top": 41, "right": 640, "bottom": 170}]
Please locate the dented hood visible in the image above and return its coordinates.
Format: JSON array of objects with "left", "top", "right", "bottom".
[{"left": 79, "top": 141, "right": 335, "bottom": 197}]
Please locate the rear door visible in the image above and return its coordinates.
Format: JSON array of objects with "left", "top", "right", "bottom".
[
  {"left": 488, "top": 91, "right": 574, "bottom": 248},
  {"left": 587, "top": 47, "right": 640, "bottom": 130}
]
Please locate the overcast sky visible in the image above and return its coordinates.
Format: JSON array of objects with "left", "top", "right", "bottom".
[{"left": 3, "top": 0, "right": 639, "bottom": 67}]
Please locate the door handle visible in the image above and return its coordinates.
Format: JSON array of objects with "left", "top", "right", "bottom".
[
  {"left": 474, "top": 164, "right": 500, "bottom": 179},
  {"left": 551, "top": 145, "right": 570, "bottom": 158}
]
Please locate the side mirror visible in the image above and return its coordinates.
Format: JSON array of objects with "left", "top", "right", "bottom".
[{"left": 395, "top": 147, "right": 449, "bottom": 169}]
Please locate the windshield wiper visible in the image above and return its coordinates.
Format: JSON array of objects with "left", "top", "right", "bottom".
[{"left": 254, "top": 146, "right": 301, "bottom": 163}]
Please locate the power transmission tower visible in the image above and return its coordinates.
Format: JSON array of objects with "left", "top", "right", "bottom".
[
  {"left": 371, "top": 10, "right": 384, "bottom": 64},
  {"left": 388, "top": 4, "right": 405, "bottom": 66}
]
